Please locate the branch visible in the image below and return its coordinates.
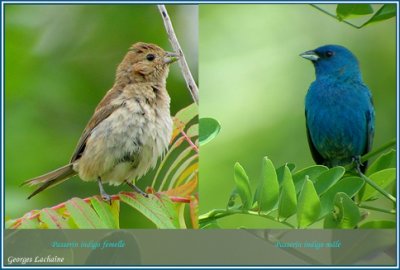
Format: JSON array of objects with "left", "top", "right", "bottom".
[
  {"left": 199, "top": 208, "right": 296, "bottom": 229},
  {"left": 357, "top": 169, "right": 397, "bottom": 204},
  {"left": 180, "top": 129, "right": 199, "bottom": 153},
  {"left": 310, "top": 4, "right": 362, "bottom": 29},
  {"left": 158, "top": 5, "right": 199, "bottom": 104}
]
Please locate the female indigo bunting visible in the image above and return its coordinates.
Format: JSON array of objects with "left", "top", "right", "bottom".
[
  {"left": 22, "top": 42, "right": 179, "bottom": 201},
  {"left": 301, "top": 45, "right": 374, "bottom": 172}
]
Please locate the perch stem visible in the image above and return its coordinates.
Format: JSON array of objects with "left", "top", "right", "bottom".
[
  {"left": 157, "top": 5, "right": 199, "bottom": 104},
  {"left": 310, "top": 4, "right": 362, "bottom": 29},
  {"left": 199, "top": 208, "right": 296, "bottom": 229}
]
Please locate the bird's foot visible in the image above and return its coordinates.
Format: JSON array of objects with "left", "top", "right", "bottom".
[
  {"left": 352, "top": 156, "right": 363, "bottom": 174},
  {"left": 97, "top": 177, "right": 112, "bottom": 204},
  {"left": 125, "top": 181, "right": 149, "bottom": 198},
  {"left": 101, "top": 192, "right": 112, "bottom": 205}
]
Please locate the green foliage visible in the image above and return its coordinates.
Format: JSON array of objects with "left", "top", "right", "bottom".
[
  {"left": 314, "top": 3, "right": 396, "bottom": 29},
  {"left": 324, "top": 193, "right": 361, "bottom": 229},
  {"left": 6, "top": 194, "right": 179, "bottom": 229},
  {"left": 255, "top": 158, "right": 279, "bottom": 212},
  {"left": 277, "top": 165, "right": 297, "bottom": 219},
  {"left": 297, "top": 177, "right": 321, "bottom": 228},
  {"left": 199, "top": 145, "right": 396, "bottom": 229},
  {"left": 361, "top": 168, "right": 396, "bottom": 201},
  {"left": 199, "top": 117, "right": 221, "bottom": 146},
  {"left": 361, "top": 4, "right": 396, "bottom": 27},
  {"left": 233, "top": 163, "right": 253, "bottom": 210},
  {"left": 119, "top": 193, "right": 178, "bottom": 229},
  {"left": 336, "top": 4, "right": 373, "bottom": 20}
]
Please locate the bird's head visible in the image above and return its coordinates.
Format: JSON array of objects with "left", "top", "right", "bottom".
[
  {"left": 300, "top": 45, "right": 361, "bottom": 80},
  {"left": 116, "top": 42, "right": 180, "bottom": 84}
]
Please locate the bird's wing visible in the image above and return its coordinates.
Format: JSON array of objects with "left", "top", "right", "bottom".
[
  {"left": 363, "top": 92, "right": 375, "bottom": 159},
  {"left": 70, "top": 90, "right": 123, "bottom": 163},
  {"left": 305, "top": 110, "right": 325, "bottom": 165},
  {"left": 365, "top": 94, "right": 375, "bottom": 155},
  {"left": 358, "top": 88, "right": 375, "bottom": 173}
]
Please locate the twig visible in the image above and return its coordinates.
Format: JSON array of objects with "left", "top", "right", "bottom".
[
  {"left": 355, "top": 164, "right": 397, "bottom": 204},
  {"left": 199, "top": 208, "right": 296, "bottom": 229},
  {"left": 361, "top": 138, "right": 396, "bottom": 163},
  {"left": 180, "top": 129, "right": 199, "bottom": 153},
  {"left": 358, "top": 204, "right": 396, "bottom": 215},
  {"left": 344, "top": 138, "right": 396, "bottom": 171},
  {"left": 158, "top": 5, "right": 199, "bottom": 104},
  {"left": 310, "top": 4, "right": 362, "bottom": 29}
]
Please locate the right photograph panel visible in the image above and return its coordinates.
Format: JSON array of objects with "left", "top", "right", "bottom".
[{"left": 199, "top": 4, "right": 396, "bottom": 229}]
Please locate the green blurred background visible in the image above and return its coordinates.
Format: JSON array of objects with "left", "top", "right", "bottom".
[
  {"left": 199, "top": 4, "right": 396, "bottom": 228},
  {"left": 5, "top": 4, "right": 198, "bottom": 228}
]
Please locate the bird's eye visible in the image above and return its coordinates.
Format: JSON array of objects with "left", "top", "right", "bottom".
[
  {"left": 325, "top": 51, "right": 334, "bottom": 58},
  {"left": 146, "top": 54, "right": 155, "bottom": 61}
]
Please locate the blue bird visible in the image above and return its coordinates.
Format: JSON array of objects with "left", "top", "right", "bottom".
[{"left": 300, "top": 45, "right": 374, "bottom": 172}]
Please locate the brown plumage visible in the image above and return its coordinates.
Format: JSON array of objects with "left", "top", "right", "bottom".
[{"left": 21, "top": 42, "right": 179, "bottom": 201}]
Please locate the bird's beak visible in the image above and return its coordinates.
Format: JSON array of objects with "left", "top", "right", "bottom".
[
  {"left": 300, "top": 50, "right": 320, "bottom": 61},
  {"left": 164, "top": 52, "right": 180, "bottom": 64}
]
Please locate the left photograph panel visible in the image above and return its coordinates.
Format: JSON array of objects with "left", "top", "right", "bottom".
[{"left": 5, "top": 4, "right": 198, "bottom": 229}]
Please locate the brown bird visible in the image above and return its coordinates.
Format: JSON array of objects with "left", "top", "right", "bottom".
[{"left": 21, "top": 42, "right": 179, "bottom": 201}]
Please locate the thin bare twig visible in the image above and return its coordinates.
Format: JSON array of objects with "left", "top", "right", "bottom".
[
  {"left": 180, "top": 129, "right": 199, "bottom": 153},
  {"left": 158, "top": 5, "right": 199, "bottom": 104}
]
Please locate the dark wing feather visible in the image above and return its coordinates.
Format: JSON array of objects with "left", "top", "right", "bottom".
[
  {"left": 365, "top": 95, "right": 375, "bottom": 155},
  {"left": 360, "top": 98, "right": 375, "bottom": 172},
  {"left": 305, "top": 110, "right": 325, "bottom": 165}
]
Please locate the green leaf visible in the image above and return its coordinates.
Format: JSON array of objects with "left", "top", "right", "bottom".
[
  {"left": 199, "top": 117, "right": 221, "bottom": 146},
  {"left": 366, "top": 149, "right": 396, "bottom": 176},
  {"left": 169, "top": 154, "right": 198, "bottom": 189},
  {"left": 324, "top": 192, "right": 360, "bottom": 229},
  {"left": 292, "top": 165, "right": 328, "bottom": 193},
  {"left": 256, "top": 157, "right": 280, "bottom": 212},
  {"left": 320, "top": 177, "right": 364, "bottom": 217},
  {"left": 119, "top": 193, "right": 178, "bottom": 229},
  {"left": 186, "top": 123, "right": 199, "bottom": 138},
  {"left": 65, "top": 197, "right": 106, "bottom": 229},
  {"left": 174, "top": 103, "right": 198, "bottom": 124},
  {"left": 40, "top": 208, "right": 70, "bottom": 229},
  {"left": 278, "top": 165, "right": 297, "bottom": 219},
  {"left": 314, "top": 167, "right": 345, "bottom": 195},
  {"left": 362, "top": 4, "right": 396, "bottom": 27},
  {"left": 110, "top": 200, "right": 120, "bottom": 229},
  {"left": 297, "top": 178, "right": 321, "bottom": 228},
  {"left": 164, "top": 147, "right": 196, "bottom": 189},
  {"left": 276, "top": 163, "right": 296, "bottom": 185},
  {"left": 336, "top": 4, "right": 373, "bottom": 20},
  {"left": 90, "top": 196, "right": 119, "bottom": 229},
  {"left": 359, "top": 220, "right": 396, "bottom": 229},
  {"left": 233, "top": 162, "right": 253, "bottom": 209},
  {"left": 361, "top": 168, "right": 396, "bottom": 201},
  {"left": 227, "top": 188, "right": 240, "bottom": 208}
]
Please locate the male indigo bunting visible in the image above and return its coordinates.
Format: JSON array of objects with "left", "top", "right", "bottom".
[
  {"left": 301, "top": 45, "right": 374, "bottom": 172},
  {"left": 22, "top": 42, "right": 179, "bottom": 201}
]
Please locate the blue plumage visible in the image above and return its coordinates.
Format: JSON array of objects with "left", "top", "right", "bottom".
[{"left": 301, "top": 45, "right": 375, "bottom": 172}]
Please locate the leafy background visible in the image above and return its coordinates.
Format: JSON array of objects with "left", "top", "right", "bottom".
[
  {"left": 199, "top": 4, "right": 396, "bottom": 228},
  {"left": 5, "top": 4, "right": 198, "bottom": 228}
]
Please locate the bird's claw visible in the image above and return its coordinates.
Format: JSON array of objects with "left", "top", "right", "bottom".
[{"left": 101, "top": 193, "right": 112, "bottom": 205}]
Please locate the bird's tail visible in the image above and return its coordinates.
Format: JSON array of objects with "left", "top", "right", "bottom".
[{"left": 21, "top": 164, "right": 77, "bottom": 199}]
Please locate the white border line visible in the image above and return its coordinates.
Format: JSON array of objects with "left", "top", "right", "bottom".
[{"left": 1, "top": 1, "right": 398, "bottom": 269}]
